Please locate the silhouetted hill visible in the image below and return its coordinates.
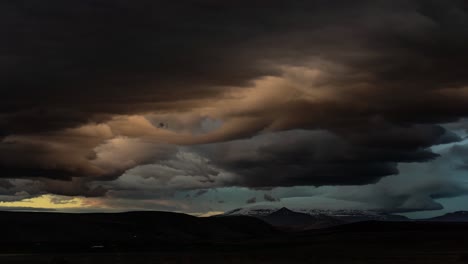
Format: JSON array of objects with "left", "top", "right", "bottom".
[
  {"left": 0, "top": 210, "right": 276, "bottom": 253},
  {"left": 2, "top": 212, "right": 468, "bottom": 263}
]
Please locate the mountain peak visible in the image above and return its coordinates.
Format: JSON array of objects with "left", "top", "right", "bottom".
[
  {"left": 267, "top": 207, "right": 312, "bottom": 217},
  {"left": 275, "top": 207, "right": 294, "bottom": 214}
]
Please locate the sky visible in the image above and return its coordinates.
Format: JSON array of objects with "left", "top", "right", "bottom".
[{"left": 2, "top": 0, "right": 468, "bottom": 218}]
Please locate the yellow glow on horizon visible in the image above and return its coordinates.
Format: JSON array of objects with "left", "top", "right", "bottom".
[{"left": 0, "top": 194, "right": 87, "bottom": 209}]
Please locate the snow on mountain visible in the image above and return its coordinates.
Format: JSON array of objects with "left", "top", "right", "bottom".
[
  {"left": 224, "top": 204, "right": 280, "bottom": 217},
  {"left": 224, "top": 206, "right": 408, "bottom": 224},
  {"left": 261, "top": 207, "right": 344, "bottom": 229}
]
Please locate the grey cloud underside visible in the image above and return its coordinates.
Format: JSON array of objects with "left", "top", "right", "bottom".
[
  {"left": 100, "top": 129, "right": 454, "bottom": 195},
  {"left": 309, "top": 142, "right": 468, "bottom": 213},
  {"left": 1, "top": 0, "right": 468, "bottom": 205},
  {"left": 263, "top": 193, "right": 279, "bottom": 202},
  {"left": 195, "top": 129, "right": 453, "bottom": 187},
  {"left": 246, "top": 197, "right": 257, "bottom": 204}
]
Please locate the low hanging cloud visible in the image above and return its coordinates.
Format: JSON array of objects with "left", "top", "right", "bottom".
[
  {"left": 100, "top": 150, "right": 237, "bottom": 199},
  {"left": 195, "top": 129, "right": 453, "bottom": 187},
  {"left": 264, "top": 194, "right": 279, "bottom": 202},
  {"left": 304, "top": 141, "right": 468, "bottom": 213},
  {"left": 246, "top": 197, "right": 257, "bottom": 204}
]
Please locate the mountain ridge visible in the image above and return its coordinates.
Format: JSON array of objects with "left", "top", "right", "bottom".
[
  {"left": 224, "top": 206, "right": 468, "bottom": 230},
  {"left": 0, "top": 210, "right": 277, "bottom": 253},
  {"left": 223, "top": 206, "right": 409, "bottom": 229}
]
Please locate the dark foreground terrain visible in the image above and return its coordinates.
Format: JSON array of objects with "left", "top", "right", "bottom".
[{"left": 1, "top": 211, "right": 468, "bottom": 264}]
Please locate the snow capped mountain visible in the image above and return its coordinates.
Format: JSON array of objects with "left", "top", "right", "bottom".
[
  {"left": 260, "top": 207, "right": 344, "bottom": 229},
  {"left": 226, "top": 206, "right": 394, "bottom": 218},
  {"left": 224, "top": 205, "right": 279, "bottom": 217},
  {"left": 223, "top": 206, "right": 408, "bottom": 229}
]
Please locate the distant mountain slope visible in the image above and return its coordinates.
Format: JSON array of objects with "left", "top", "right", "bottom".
[
  {"left": 294, "top": 208, "right": 409, "bottom": 223},
  {"left": 0, "top": 210, "right": 277, "bottom": 253},
  {"left": 426, "top": 211, "right": 468, "bottom": 222},
  {"left": 260, "top": 207, "right": 343, "bottom": 230},
  {"left": 223, "top": 206, "right": 409, "bottom": 230},
  {"left": 224, "top": 206, "right": 278, "bottom": 217}
]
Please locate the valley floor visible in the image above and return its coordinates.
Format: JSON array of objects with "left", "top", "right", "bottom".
[{"left": 2, "top": 227, "right": 468, "bottom": 264}]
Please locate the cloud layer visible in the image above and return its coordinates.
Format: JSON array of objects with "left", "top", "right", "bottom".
[{"left": 2, "top": 0, "right": 468, "bottom": 213}]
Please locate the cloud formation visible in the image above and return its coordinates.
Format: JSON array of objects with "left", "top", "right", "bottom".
[{"left": 2, "top": 0, "right": 468, "bottom": 213}]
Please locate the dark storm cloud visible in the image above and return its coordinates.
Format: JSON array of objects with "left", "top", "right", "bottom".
[
  {"left": 41, "top": 178, "right": 108, "bottom": 197},
  {"left": 0, "top": 0, "right": 281, "bottom": 134},
  {"left": 246, "top": 197, "right": 256, "bottom": 204},
  {"left": 263, "top": 194, "right": 279, "bottom": 202},
  {"left": 196, "top": 129, "right": 453, "bottom": 187},
  {"left": 194, "top": 189, "right": 208, "bottom": 198},
  {"left": 309, "top": 141, "right": 468, "bottom": 213},
  {"left": 2, "top": 0, "right": 468, "bottom": 134},
  {"left": 2, "top": 0, "right": 468, "bottom": 198},
  {"left": 0, "top": 179, "right": 14, "bottom": 189}
]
